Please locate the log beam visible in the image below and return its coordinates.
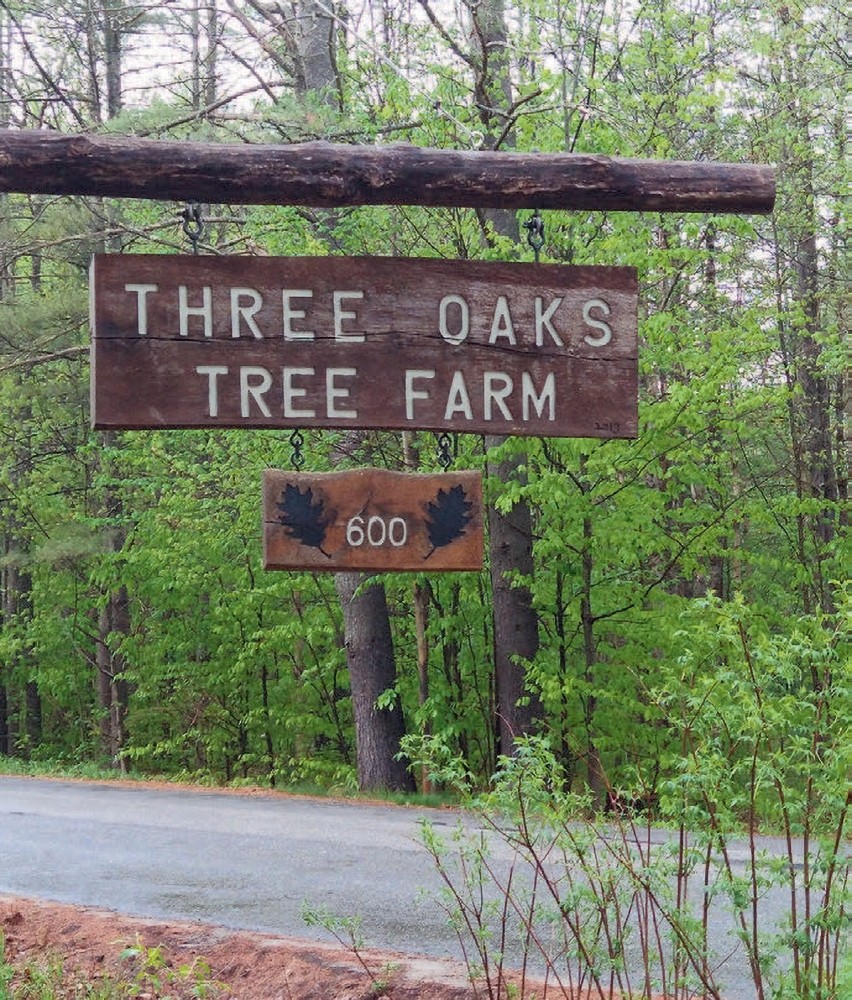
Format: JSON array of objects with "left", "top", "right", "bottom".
[{"left": 0, "top": 129, "right": 775, "bottom": 215}]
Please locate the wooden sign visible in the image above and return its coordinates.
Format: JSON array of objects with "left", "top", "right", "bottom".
[
  {"left": 91, "top": 254, "right": 638, "bottom": 440},
  {"left": 263, "top": 468, "right": 483, "bottom": 572}
]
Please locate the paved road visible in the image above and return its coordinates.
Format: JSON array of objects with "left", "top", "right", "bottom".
[
  {"left": 0, "top": 775, "right": 803, "bottom": 998},
  {"left": 0, "top": 776, "right": 457, "bottom": 956}
]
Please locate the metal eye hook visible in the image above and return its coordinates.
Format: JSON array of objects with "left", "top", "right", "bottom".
[
  {"left": 181, "top": 203, "right": 204, "bottom": 254},
  {"left": 437, "top": 432, "right": 453, "bottom": 470},
  {"left": 289, "top": 428, "right": 305, "bottom": 470},
  {"left": 524, "top": 209, "right": 545, "bottom": 262}
]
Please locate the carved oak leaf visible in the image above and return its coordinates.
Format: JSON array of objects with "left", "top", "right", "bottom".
[
  {"left": 424, "top": 484, "right": 473, "bottom": 559},
  {"left": 276, "top": 484, "right": 332, "bottom": 558}
]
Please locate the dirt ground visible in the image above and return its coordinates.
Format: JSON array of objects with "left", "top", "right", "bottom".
[
  {"left": 0, "top": 895, "right": 680, "bottom": 1000},
  {"left": 1, "top": 894, "right": 494, "bottom": 999}
]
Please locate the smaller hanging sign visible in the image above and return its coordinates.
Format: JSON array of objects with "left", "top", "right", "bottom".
[{"left": 263, "top": 468, "right": 483, "bottom": 572}]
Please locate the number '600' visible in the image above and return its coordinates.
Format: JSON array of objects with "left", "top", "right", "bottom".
[{"left": 346, "top": 515, "right": 408, "bottom": 548}]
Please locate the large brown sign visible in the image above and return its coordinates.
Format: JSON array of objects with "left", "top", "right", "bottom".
[
  {"left": 263, "top": 468, "right": 483, "bottom": 572},
  {"left": 91, "top": 254, "right": 638, "bottom": 438}
]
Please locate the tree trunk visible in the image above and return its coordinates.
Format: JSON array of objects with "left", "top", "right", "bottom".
[
  {"left": 413, "top": 580, "right": 432, "bottom": 793},
  {"left": 96, "top": 585, "right": 129, "bottom": 769},
  {"left": 580, "top": 513, "right": 605, "bottom": 808},
  {"left": 2, "top": 560, "right": 38, "bottom": 756},
  {"left": 0, "top": 680, "right": 9, "bottom": 756},
  {"left": 0, "top": 558, "right": 14, "bottom": 755},
  {"left": 295, "top": 0, "right": 339, "bottom": 105},
  {"left": 774, "top": 5, "right": 842, "bottom": 617},
  {"left": 95, "top": 429, "right": 130, "bottom": 770},
  {"left": 189, "top": 0, "right": 218, "bottom": 112},
  {"left": 103, "top": 1, "right": 123, "bottom": 120},
  {"left": 486, "top": 458, "right": 542, "bottom": 756},
  {"left": 335, "top": 572, "right": 415, "bottom": 792},
  {"left": 473, "top": 0, "right": 542, "bottom": 758},
  {"left": 294, "top": 9, "right": 411, "bottom": 793},
  {"left": 204, "top": 0, "right": 218, "bottom": 109},
  {"left": 1, "top": 381, "right": 39, "bottom": 757},
  {"left": 485, "top": 410, "right": 544, "bottom": 757},
  {"left": 190, "top": 1, "right": 202, "bottom": 111}
]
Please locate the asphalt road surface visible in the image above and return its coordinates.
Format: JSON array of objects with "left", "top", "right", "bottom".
[{"left": 0, "top": 775, "right": 800, "bottom": 998}]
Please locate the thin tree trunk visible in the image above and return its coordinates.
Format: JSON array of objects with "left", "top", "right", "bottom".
[
  {"left": 96, "top": 586, "right": 129, "bottom": 769},
  {"left": 96, "top": 429, "right": 130, "bottom": 770},
  {"left": 474, "top": 0, "right": 542, "bottom": 758},
  {"left": 0, "top": 559, "right": 15, "bottom": 755},
  {"left": 0, "top": 680, "right": 9, "bottom": 756},
  {"left": 2, "top": 382, "right": 39, "bottom": 758},
  {"left": 4, "top": 561, "right": 38, "bottom": 756},
  {"left": 109, "top": 585, "right": 130, "bottom": 765},
  {"left": 580, "top": 512, "right": 604, "bottom": 807},
  {"left": 96, "top": 604, "right": 112, "bottom": 755},
  {"left": 103, "top": 1, "right": 122, "bottom": 120},
  {"left": 413, "top": 579, "right": 432, "bottom": 793},
  {"left": 260, "top": 660, "right": 275, "bottom": 787},
  {"left": 204, "top": 0, "right": 218, "bottom": 108}
]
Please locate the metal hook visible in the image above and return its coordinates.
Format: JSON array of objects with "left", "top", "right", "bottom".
[
  {"left": 523, "top": 209, "right": 545, "bottom": 263},
  {"left": 289, "top": 428, "right": 305, "bottom": 470},
  {"left": 436, "top": 432, "right": 453, "bottom": 470},
  {"left": 181, "top": 203, "right": 204, "bottom": 254}
]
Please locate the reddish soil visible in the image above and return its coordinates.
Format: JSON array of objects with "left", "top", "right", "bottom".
[
  {"left": 2, "top": 894, "right": 664, "bottom": 1000},
  {"left": 2, "top": 895, "right": 484, "bottom": 999}
]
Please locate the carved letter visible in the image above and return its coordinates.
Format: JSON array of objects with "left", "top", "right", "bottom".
[
  {"left": 196, "top": 365, "right": 228, "bottom": 417},
  {"left": 405, "top": 369, "right": 435, "bottom": 420},
  {"left": 179, "top": 285, "right": 213, "bottom": 338},
  {"left": 583, "top": 298, "right": 612, "bottom": 347},
  {"left": 535, "top": 296, "right": 563, "bottom": 347},
  {"left": 230, "top": 287, "right": 264, "bottom": 339},
  {"left": 282, "top": 290, "right": 314, "bottom": 341},
  {"left": 439, "top": 295, "right": 469, "bottom": 345},
  {"left": 124, "top": 283, "right": 158, "bottom": 336},
  {"left": 240, "top": 366, "right": 272, "bottom": 417},
  {"left": 444, "top": 371, "right": 473, "bottom": 420}
]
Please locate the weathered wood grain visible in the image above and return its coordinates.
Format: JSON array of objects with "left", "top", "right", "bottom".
[
  {"left": 90, "top": 254, "right": 639, "bottom": 439},
  {"left": 0, "top": 129, "right": 775, "bottom": 214}
]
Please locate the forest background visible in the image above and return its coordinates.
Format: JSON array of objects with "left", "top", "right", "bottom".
[{"left": 0, "top": 0, "right": 846, "bottom": 831}]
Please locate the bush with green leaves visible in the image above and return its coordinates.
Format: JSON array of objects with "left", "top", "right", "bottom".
[{"left": 406, "top": 594, "right": 848, "bottom": 999}]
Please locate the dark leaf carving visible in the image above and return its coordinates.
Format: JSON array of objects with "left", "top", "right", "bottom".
[
  {"left": 276, "top": 484, "right": 332, "bottom": 558},
  {"left": 424, "top": 484, "right": 473, "bottom": 559}
]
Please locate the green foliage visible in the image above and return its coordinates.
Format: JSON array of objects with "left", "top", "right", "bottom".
[
  {"left": 657, "top": 591, "right": 850, "bottom": 832},
  {"left": 415, "top": 725, "right": 848, "bottom": 1000},
  {"left": 0, "top": 1, "right": 846, "bottom": 811},
  {"left": 0, "top": 932, "right": 223, "bottom": 1000},
  {"left": 301, "top": 905, "right": 398, "bottom": 995}
]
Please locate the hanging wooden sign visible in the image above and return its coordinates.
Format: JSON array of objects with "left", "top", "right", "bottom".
[
  {"left": 90, "top": 254, "right": 638, "bottom": 440},
  {"left": 263, "top": 468, "right": 484, "bottom": 572}
]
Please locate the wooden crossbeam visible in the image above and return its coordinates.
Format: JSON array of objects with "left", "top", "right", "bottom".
[{"left": 0, "top": 129, "right": 775, "bottom": 214}]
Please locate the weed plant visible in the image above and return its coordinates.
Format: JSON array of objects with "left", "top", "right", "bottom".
[
  {"left": 404, "top": 598, "right": 849, "bottom": 1000},
  {"left": 0, "top": 933, "right": 224, "bottom": 1000}
]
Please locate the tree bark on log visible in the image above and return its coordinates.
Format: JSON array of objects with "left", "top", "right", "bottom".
[{"left": 0, "top": 129, "right": 775, "bottom": 214}]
